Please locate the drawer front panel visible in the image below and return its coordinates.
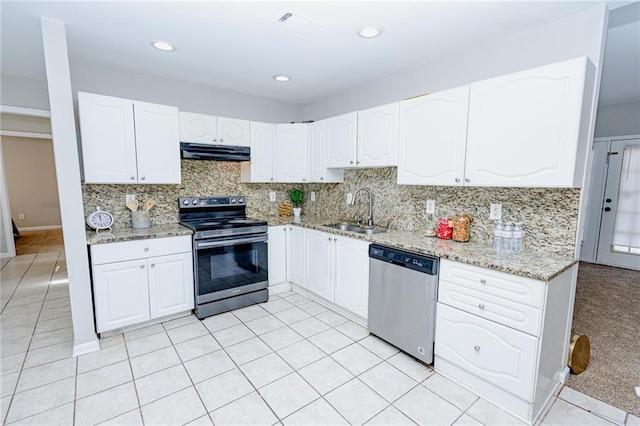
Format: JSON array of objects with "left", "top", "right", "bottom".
[
  {"left": 435, "top": 303, "right": 538, "bottom": 401},
  {"left": 440, "top": 259, "right": 545, "bottom": 309},
  {"left": 91, "top": 235, "right": 192, "bottom": 265},
  {"left": 439, "top": 279, "right": 543, "bottom": 336}
]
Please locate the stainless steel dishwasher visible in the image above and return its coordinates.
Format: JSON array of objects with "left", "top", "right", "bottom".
[{"left": 368, "top": 244, "right": 439, "bottom": 364}]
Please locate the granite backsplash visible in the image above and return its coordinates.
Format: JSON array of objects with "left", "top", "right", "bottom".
[{"left": 83, "top": 160, "right": 580, "bottom": 257}]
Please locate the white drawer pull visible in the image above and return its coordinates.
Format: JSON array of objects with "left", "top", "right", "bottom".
[
  {"left": 144, "top": 247, "right": 149, "bottom": 252},
  {"left": 474, "top": 345, "right": 480, "bottom": 352},
  {"left": 150, "top": 264, "right": 155, "bottom": 267},
  {"left": 140, "top": 264, "right": 145, "bottom": 269},
  {"left": 480, "top": 279, "right": 487, "bottom": 284},
  {"left": 478, "top": 304, "right": 485, "bottom": 310}
]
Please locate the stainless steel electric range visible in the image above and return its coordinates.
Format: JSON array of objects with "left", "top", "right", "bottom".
[{"left": 178, "top": 196, "right": 268, "bottom": 319}]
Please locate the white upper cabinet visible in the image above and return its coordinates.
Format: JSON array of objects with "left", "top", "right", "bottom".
[
  {"left": 398, "top": 87, "right": 470, "bottom": 186},
  {"left": 276, "top": 123, "right": 309, "bottom": 182},
  {"left": 325, "top": 112, "right": 357, "bottom": 168},
  {"left": 240, "top": 122, "right": 275, "bottom": 183},
  {"left": 179, "top": 111, "right": 250, "bottom": 146},
  {"left": 466, "top": 57, "right": 589, "bottom": 187},
  {"left": 78, "top": 92, "right": 180, "bottom": 184},
  {"left": 357, "top": 102, "right": 399, "bottom": 167},
  {"left": 309, "top": 121, "right": 344, "bottom": 183}
]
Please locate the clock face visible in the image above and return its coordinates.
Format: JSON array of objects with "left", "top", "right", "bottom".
[{"left": 88, "top": 209, "right": 114, "bottom": 230}]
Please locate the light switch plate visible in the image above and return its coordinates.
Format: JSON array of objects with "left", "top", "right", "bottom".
[
  {"left": 426, "top": 200, "right": 435, "bottom": 214},
  {"left": 310, "top": 191, "right": 316, "bottom": 202},
  {"left": 346, "top": 193, "right": 353, "bottom": 204},
  {"left": 269, "top": 191, "right": 276, "bottom": 202},
  {"left": 490, "top": 203, "right": 502, "bottom": 220},
  {"left": 126, "top": 194, "right": 136, "bottom": 203}
]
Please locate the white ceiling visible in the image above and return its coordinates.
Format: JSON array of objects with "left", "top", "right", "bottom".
[{"left": 1, "top": 1, "right": 638, "bottom": 105}]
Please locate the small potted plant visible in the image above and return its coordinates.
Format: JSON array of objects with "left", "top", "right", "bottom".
[{"left": 289, "top": 189, "right": 304, "bottom": 218}]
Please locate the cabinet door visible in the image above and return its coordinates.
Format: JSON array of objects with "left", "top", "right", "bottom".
[
  {"left": 357, "top": 102, "right": 399, "bottom": 167},
  {"left": 92, "top": 259, "right": 150, "bottom": 333},
  {"left": 78, "top": 92, "right": 138, "bottom": 184},
  {"left": 465, "top": 57, "right": 587, "bottom": 187},
  {"left": 325, "top": 112, "right": 357, "bottom": 168},
  {"left": 435, "top": 303, "right": 538, "bottom": 401},
  {"left": 286, "top": 226, "right": 306, "bottom": 286},
  {"left": 241, "top": 122, "right": 275, "bottom": 183},
  {"left": 333, "top": 236, "right": 370, "bottom": 319},
  {"left": 148, "top": 253, "right": 194, "bottom": 319},
  {"left": 309, "top": 121, "right": 326, "bottom": 182},
  {"left": 304, "top": 229, "right": 334, "bottom": 301},
  {"left": 398, "top": 87, "right": 470, "bottom": 186},
  {"left": 276, "top": 124, "right": 309, "bottom": 182},
  {"left": 268, "top": 226, "right": 287, "bottom": 286},
  {"left": 179, "top": 112, "right": 218, "bottom": 144},
  {"left": 134, "top": 101, "right": 181, "bottom": 184},
  {"left": 217, "top": 117, "right": 251, "bottom": 147}
]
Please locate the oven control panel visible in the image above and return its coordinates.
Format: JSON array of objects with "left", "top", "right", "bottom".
[{"left": 179, "top": 196, "right": 247, "bottom": 208}]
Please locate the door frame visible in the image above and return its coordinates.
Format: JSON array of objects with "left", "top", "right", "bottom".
[{"left": 0, "top": 106, "right": 52, "bottom": 258}]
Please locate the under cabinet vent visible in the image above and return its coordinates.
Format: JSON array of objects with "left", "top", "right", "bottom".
[{"left": 274, "top": 11, "right": 322, "bottom": 36}]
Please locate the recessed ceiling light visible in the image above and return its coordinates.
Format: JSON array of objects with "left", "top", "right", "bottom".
[
  {"left": 273, "top": 74, "right": 291, "bottom": 82},
  {"left": 151, "top": 40, "right": 176, "bottom": 52},
  {"left": 357, "top": 26, "right": 382, "bottom": 39}
]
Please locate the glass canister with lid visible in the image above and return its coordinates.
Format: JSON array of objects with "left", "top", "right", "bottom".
[
  {"left": 452, "top": 213, "right": 472, "bottom": 242},
  {"left": 436, "top": 217, "right": 453, "bottom": 239}
]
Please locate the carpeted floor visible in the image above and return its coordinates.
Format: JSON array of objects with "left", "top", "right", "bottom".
[
  {"left": 14, "top": 229, "right": 64, "bottom": 255},
  {"left": 567, "top": 262, "right": 640, "bottom": 417}
]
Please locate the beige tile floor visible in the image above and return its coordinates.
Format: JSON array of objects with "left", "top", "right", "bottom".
[{"left": 1, "top": 252, "right": 638, "bottom": 425}]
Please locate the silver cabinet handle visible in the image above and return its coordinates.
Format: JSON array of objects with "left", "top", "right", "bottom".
[
  {"left": 144, "top": 247, "right": 149, "bottom": 252},
  {"left": 270, "top": 177, "right": 274, "bottom": 181},
  {"left": 465, "top": 178, "right": 470, "bottom": 183},
  {"left": 220, "top": 138, "right": 224, "bottom": 142},
  {"left": 131, "top": 176, "right": 135, "bottom": 180},
  {"left": 303, "top": 178, "right": 306, "bottom": 181},
  {"left": 356, "top": 161, "right": 360, "bottom": 165},
  {"left": 320, "top": 177, "right": 324, "bottom": 180},
  {"left": 141, "top": 176, "right": 146, "bottom": 181},
  {"left": 350, "top": 161, "right": 354, "bottom": 164},
  {"left": 140, "top": 264, "right": 145, "bottom": 269},
  {"left": 328, "top": 237, "right": 332, "bottom": 241},
  {"left": 150, "top": 264, "right": 155, "bottom": 267},
  {"left": 474, "top": 345, "right": 480, "bottom": 352},
  {"left": 455, "top": 178, "right": 460, "bottom": 183},
  {"left": 480, "top": 279, "right": 486, "bottom": 284},
  {"left": 213, "top": 139, "right": 217, "bottom": 142},
  {"left": 478, "top": 304, "right": 485, "bottom": 310}
]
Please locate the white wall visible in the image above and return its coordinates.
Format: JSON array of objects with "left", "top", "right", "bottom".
[
  {"left": 594, "top": 101, "right": 640, "bottom": 137},
  {"left": 69, "top": 60, "right": 302, "bottom": 123},
  {"left": 302, "top": 6, "right": 609, "bottom": 120},
  {"left": 0, "top": 74, "right": 50, "bottom": 110}
]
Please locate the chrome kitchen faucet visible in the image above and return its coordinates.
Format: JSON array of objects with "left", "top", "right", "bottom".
[{"left": 353, "top": 188, "right": 374, "bottom": 227}]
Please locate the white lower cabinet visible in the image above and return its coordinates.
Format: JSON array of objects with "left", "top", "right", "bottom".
[
  {"left": 435, "top": 259, "right": 577, "bottom": 423},
  {"left": 286, "top": 225, "right": 306, "bottom": 285},
  {"left": 303, "top": 228, "right": 370, "bottom": 320},
  {"left": 90, "top": 236, "right": 194, "bottom": 333},
  {"left": 268, "top": 226, "right": 287, "bottom": 286}
]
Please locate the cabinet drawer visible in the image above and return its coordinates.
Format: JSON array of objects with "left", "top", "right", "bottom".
[
  {"left": 435, "top": 303, "right": 538, "bottom": 401},
  {"left": 439, "top": 279, "right": 542, "bottom": 336},
  {"left": 91, "top": 235, "right": 192, "bottom": 265},
  {"left": 440, "top": 259, "right": 545, "bottom": 309}
]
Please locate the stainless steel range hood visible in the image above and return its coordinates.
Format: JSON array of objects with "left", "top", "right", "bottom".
[{"left": 180, "top": 142, "right": 250, "bottom": 162}]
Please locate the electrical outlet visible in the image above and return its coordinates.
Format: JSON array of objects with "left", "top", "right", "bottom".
[
  {"left": 490, "top": 203, "right": 502, "bottom": 220},
  {"left": 346, "top": 193, "right": 353, "bottom": 204},
  {"left": 18, "top": 213, "right": 25, "bottom": 220},
  {"left": 426, "top": 200, "right": 435, "bottom": 214},
  {"left": 310, "top": 191, "right": 316, "bottom": 202},
  {"left": 126, "top": 194, "right": 136, "bottom": 203},
  {"left": 269, "top": 191, "right": 276, "bottom": 202}
]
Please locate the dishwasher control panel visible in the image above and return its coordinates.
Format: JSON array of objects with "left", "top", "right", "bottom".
[{"left": 369, "top": 244, "right": 438, "bottom": 275}]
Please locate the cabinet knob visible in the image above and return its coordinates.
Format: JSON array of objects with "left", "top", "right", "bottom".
[
  {"left": 140, "top": 264, "right": 145, "bottom": 269},
  {"left": 144, "top": 247, "right": 149, "bottom": 252},
  {"left": 151, "top": 264, "right": 155, "bottom": 267},
  {"left": 213, "top": 139, "right": 217, "bottom": 142},
  {"left": 270, "top": 178, "right": 274, "bottom": 181},
  {"left": 465, "top": 178, "right": 470, "bottom": 183},
  {"left": 141, "top": 176, "right": 146, "bottom": 181},
  {"left": 350, "top": 161, "right": 354, "bottom": 164},
  {"left": 303, "top": 178, "right": 306, "bottom": 181},
  {"left": 478, "top": 304, "right": 485, "bottom": 310},
  {"left": 474, "top": 345, "right": 480, "bottom": 352},
  {"left": 604, "top": 207, "right": 611, "bottom": 212},
  {"left": 328, "top": 237, "right": 332, "bottom": 241},
  {"left": 220, "top": 138, "right": 224, "bottom": 142},
  {"left": 320, "top": 177, "right": 324, "bottom": 180},
  {"left": 356, "top": 161, "right": 360, "bottom": 165},
  {"left": 480, "top": 279, "right": 486, "bottom": 284},
  {"left": 455, "top": 178, "right": 460, "bottom": 183},
  {"left": 131, "top": 176, "right": 135, "bottom": 180}
]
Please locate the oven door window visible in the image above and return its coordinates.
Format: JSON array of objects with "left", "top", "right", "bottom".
[{"left": 196, "top": 238, "right": 268, "bottom": 296}]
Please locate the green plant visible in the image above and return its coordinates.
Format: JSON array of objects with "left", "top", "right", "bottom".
[{"left": 289, "top": 189, "right": 304, "bottom": 208}]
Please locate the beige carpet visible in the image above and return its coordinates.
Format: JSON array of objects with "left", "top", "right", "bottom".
[
  {"left": 15, "top": 229, "right": 64, "bottom": 255},
  {"left": 567, "top": 262, "right": 640, "bottom": 416}
]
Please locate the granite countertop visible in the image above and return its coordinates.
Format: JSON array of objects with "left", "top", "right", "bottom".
[
  {"left": 255, "top": 215, "right": 577, "bottom": 281},
  {"left": 86, "top": 223, "right": 193, "bottom": 245}
]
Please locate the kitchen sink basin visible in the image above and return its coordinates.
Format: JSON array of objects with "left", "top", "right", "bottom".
[{"left": 324, "top": 223, "right": 385, "bottom": 235}]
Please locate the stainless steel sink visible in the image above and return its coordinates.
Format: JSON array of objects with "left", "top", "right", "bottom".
[{"left": 324, "top": 223, "right": 385, "bottom": 235}]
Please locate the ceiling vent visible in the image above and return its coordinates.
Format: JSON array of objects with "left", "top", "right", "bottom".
[{"left": 275, "top": 12, "right": 322, "bottom": 36}]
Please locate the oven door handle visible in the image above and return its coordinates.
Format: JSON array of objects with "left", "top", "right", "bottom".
[{"left": 196, "top": 235, "right": 267, "bottom": 250}]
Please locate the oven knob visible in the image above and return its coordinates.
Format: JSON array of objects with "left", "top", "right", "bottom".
[
  {"left": 238, "top": 198, "right": 244, "bottom": 204},
  {"left": 192, "top": 199, "right": 198, "bottom": 205},
  {"left": 183, "top": 199, "right": 189, "bottom": 205},
  {"left": 230, "top": 198, "right": 237, "bottom": 204}
]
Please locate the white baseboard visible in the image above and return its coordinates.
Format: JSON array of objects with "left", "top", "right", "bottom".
[
  {"left": 73, "top": 339, "right": 100, "bottom": 357},
  {"left": 1, "top": 252, "right": 13, "bottom": 259},
  {"left": 18, "top": 225, "right": 62, "bottom": 231},
  {"left": 558, "top": 367, "right": 570, "bottom": 384},
  {"left": 269, "top": 282, "right": 292, "bottom": 296}
]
